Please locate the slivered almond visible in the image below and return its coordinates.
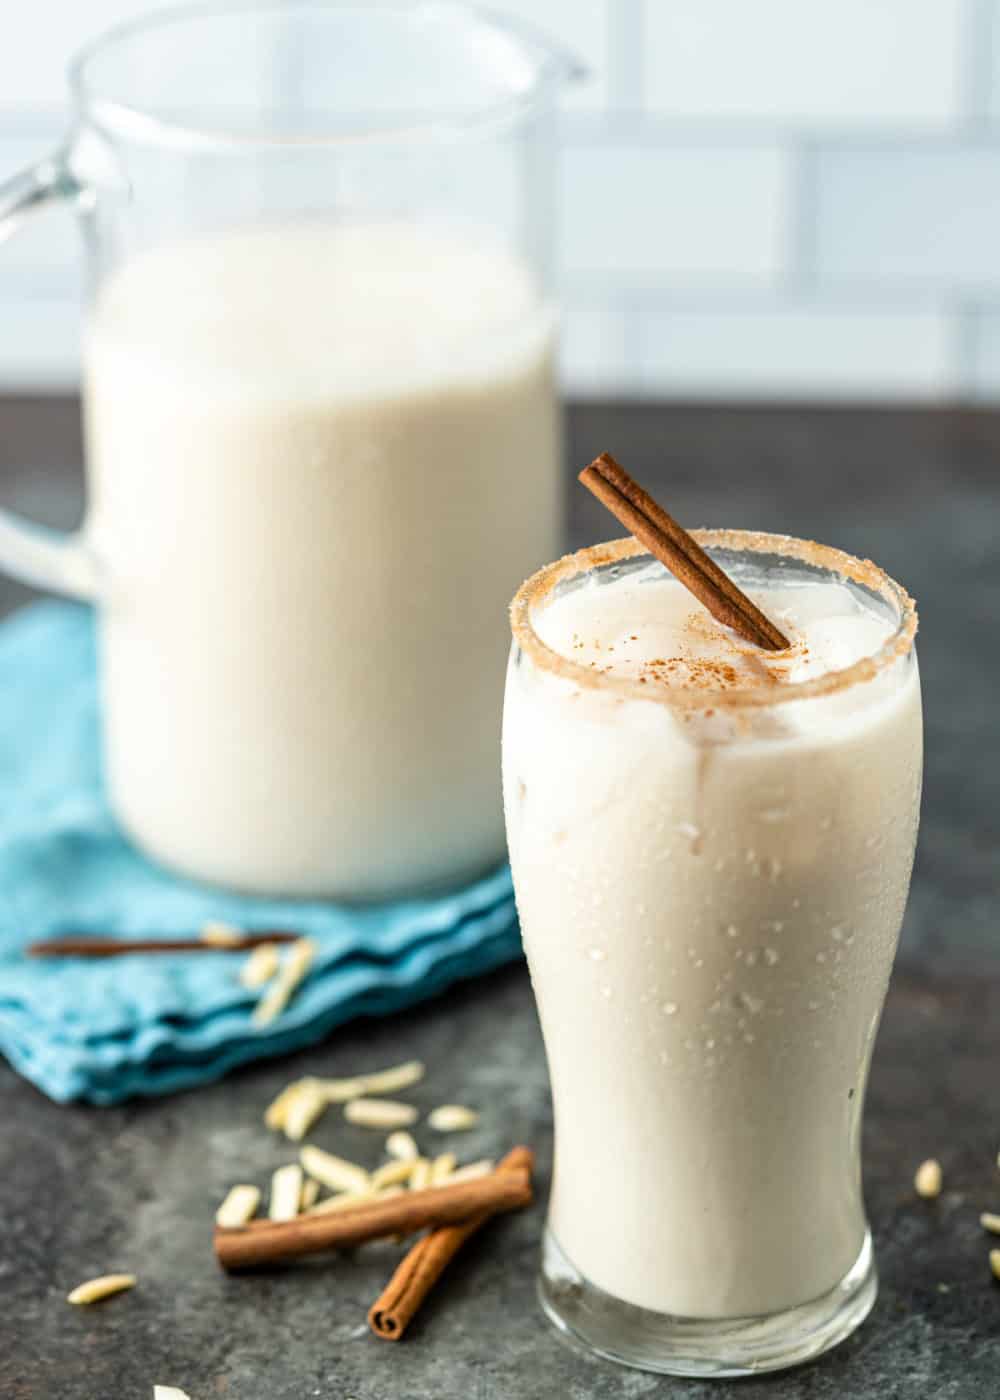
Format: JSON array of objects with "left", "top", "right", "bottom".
[
  {"left": 359, "top": 1060, "right": 425, "bottom": 1095},
  {"left": 914, "top": 1159, "right": 942, "bottom": 1198},
  {"left": 253, "top": 938, "right": 316, "bottom": 1027},
  {"left": 269, "top": 1164, "right": 303, "bottom": 1221},
  {"left": 215, "top": 1184, "right": 261, "bottom": 1228},
  {"left": 200, "top": 920, "right": 244, "bottom": 947},
  {"left": 300, "top": 1178, "right": 320, "bottom": 1211},
  {"left": 240, "top": 943, "right": 280, "bottom": 989},
  {"left": 371, "top": 1159, "right": 416, "bottom": 1190},
  {"left": 265, "top": 1078, "right": 318, "bottom": 1131},
  {"left": 307, "top": 1188, "right": 375, "bottom": 1216},
  {"left": 409, "top": 1158, "right": 432, "bottom": 1191},
  {"left": 344, "top": 1098, "right": 418, "bottom": 1129},
  {"left": 316, "top": 1076, "right": 368, "bottom": 1104},
  {"left": 446, "top": 1158, "right": 495, "bottom": 1184},
  {"left": 428, "top": 1104, "right": 479, "bottom": 1132},
  {"left": 300, "top": 1144, "right": 370, "bottom": 1194},
  {"left": 992, "top": 1249, "right": 1000, "bottom": 1281},
  {"left": 153, "top": 1388, "right": 192, "bottom": 1400},
  {"left": 283, "top": 1082, "right": 329, "bottom": 1142},
  {"left": 430, "top": 1152, "right": 457, "bottom": 1184},
  {"left": 386, "top": 1130, "right": 420, "bottom": 1161},
  {"left": 67, "top": 1273, "right": 136, "bottom": 1305},
  {"left": 981, "top": 1212, "right": 1000, "bottom": 1234}
]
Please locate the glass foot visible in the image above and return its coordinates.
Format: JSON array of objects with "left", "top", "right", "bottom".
[{"left": 539, "top": 1227, "right": 876, "bottom": 1377}]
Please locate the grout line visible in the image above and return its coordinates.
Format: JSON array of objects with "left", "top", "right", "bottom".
[
  {"left": 951, "top": 301, "right": 982, "bottom": 393},
  {"left": 782, "top": 140, "right": 818, "bottom": 295},
  {"left": 607, "top": 0, "right": 644, "bottom": 112},
  {"left": 958, "top": 0, "right": 996, "bottom": 131}
]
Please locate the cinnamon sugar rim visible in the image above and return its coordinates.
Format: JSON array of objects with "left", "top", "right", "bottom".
[{"left": 510, "top": 531, "right": 918, "bottom": 710}]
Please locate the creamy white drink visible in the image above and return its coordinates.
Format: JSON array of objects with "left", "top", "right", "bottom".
[
  {"left": 84, "top": 222, "right": 559, "bottom": 896},
  {"left": 503, "top": 534, "right": 921, "bottom": 1370}
]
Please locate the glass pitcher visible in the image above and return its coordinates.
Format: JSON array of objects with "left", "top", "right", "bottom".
[{"left": 0, "top": 2, "right": 578, "bottom": 898}]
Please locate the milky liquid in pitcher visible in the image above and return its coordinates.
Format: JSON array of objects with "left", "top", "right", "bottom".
[
  {"left": 84, "top": 222, "right": 560, "bottom": 895},
  {"left": 503, "top": 558, "right": 922, "bottom": 1317}
]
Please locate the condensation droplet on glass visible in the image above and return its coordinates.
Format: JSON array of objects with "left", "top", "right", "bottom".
[
  {"left": 743, "top": 1033, "right": 756, "bottom": 1045},
  {"left": 726, "top": 923, "right": 740, "bottom": 938},
  {"left": 831, "top": 925, "right": 845, "bottom": 942},
  {"left": 808, "top": 1000, "right": 820, "bottom": 1011},
  {"left": 745, "top": 949, "right": 759, "bottom": 967},
  {"left": 816, "top": 951, "right": 827, "bottom": 963},
  {"left": 705, "top": 1038, "right": 715, "bottom": 1050},
  {"left": 662, "top": 1001, "right": 678, "bottom": 1016},
  {"left": 588, "top": 946, "right": 607, "bottom": 962},
  {"left": 601, "top": 985, "right": 613, "bottom": 999},
  {"left": 763, "top": 947, "right": 780, "bottom": 966},
  {"left": 820, "top": 815, "right": 833, "bottom": 830},
  {"left": 745, "top": 848, "right": 757, "bottom": 864},
  {"left": 736, "top": 991, "right": 764, "bottom": 1015}
]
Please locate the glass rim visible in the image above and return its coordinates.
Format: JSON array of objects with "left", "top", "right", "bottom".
[
  {"left": 68, "top": 0, "right": 582, "bottom": 152},
  {"left": 510, "top": 532, "right": 918, "bottom": 711}
]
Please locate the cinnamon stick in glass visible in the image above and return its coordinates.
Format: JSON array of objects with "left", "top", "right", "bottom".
[
  {"left": 579, "top": 452, "right": 790, "bottom": 651},
  {"left": 368, "top": 1146, "right": 534, "bottom": 1341}
]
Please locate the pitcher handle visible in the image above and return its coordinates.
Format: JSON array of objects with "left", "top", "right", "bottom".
[{"left": 0, "top": 152, "right": 99, "bottom": 599}]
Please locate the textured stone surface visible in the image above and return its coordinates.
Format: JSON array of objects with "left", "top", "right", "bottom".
[{"left": 2, "top": 400, "right": 1000, "bottom": 1397}]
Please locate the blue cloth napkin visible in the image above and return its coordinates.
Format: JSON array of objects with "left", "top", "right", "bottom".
[{"left": 0, "top": 602, "right": 520, "bottom": 1105}]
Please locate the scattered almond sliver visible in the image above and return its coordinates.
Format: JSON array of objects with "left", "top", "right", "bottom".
[
  {"left": 283, "top": 1081, "right": 329, "bottom": 1142},
  {"left": 991, "top": 1249, "right": 1000, "bottom": 1282},
  {"left": 153, "top": 1388, "right": 192, "bottom": 1400},
  {"left": 409, "top": 1158, "right": 432, "bottom": 1191},
  {"left": 914, "top": 1158, "right": 943, "bottom": 1199},
  {"left": 428, "top": 1104, "right": 479, "bottom": 1133},
  {"left": 240, "top": 942, "right": 280, "bottom": 989},
  {"left": 300, "top": 1144, "right": 371, "bottom": 1194},
  {"left": 371, "top": 1159, "right": 416, "bottom": 1190},
  {"left": 981, "top": 1212, "right": 1000, "bottom": 1234},
  {"left": 200, "top": 920, "right": 245, "bottom": 947},
  {"left": 269, "top": 1163, "right": 303, "bottom": 1222},
  {"left": 430, "top": 1152, "right": 457, "bottom": 1185},
  {"left": 358, "top": 1060, "right": 425, "bottom": 1096},
  {"left": 345, "top": 1098, "right": 418, "bottom": 1129},
  {"left": 385, "top": 1130, "right": 420, "bottom": 1161},
  {"left": 67, "top": 1273, "right": 136, "bottom": 1305},
  {"left": 264, "top": 1077, "right": 318, "bottom": 1131},
  {"left": 445, "top": 1159, "right": 495, "bottom": 1185},
  {"left": 315, "top": 1075, "right": 368, "bottom": 1104},
  {"left": 306, "top": 1188, "right": 375, "bottom": 1216},
  {"left": 253, "top": 938, "right": 316, "bottom": 1028},
  {"left": 215, "top": 1184, "right": 261, "bottom": 1228},
  {"left": 300, "top": 1177, "right": 320, "bottom": 1211}
]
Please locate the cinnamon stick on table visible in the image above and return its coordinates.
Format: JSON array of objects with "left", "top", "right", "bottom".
[
  {"left": 579, "top": 452, "right": 790, "bottom": 652},
  {"left": 214, "top": 1164, "right": 533, "bottom": 1271},
  {"left": 369, "top": 1146, "right": 534, "bottom": 1341}
]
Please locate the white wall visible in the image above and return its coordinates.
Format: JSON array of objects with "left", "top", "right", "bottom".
[{"left": 0, "top": 0, "right": 998, "bottom": 400}]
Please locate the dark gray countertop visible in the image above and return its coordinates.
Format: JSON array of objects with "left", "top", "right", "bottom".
[{"left": 2, "top": 398, "right": 999, "bottom": 1399}]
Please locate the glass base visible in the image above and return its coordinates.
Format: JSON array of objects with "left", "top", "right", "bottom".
[{"left": 539, "top": 1227, "right": 876, "bottom": 1378}]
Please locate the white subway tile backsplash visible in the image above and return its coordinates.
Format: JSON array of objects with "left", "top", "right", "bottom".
[
  {"left": 559, "top": 143, "right": 789, "bottom": 286},
  {"left": 971, "top": 311, "right": 1000, "bottom": 397},
  {"left": 0, "top": 2, "right": 145, "bottom": 108},
  {"left": 0, "top": 138, "right": 83, "bottom": 294},
  {"left": 0, "top": 297, "right": 80, "bottom": 388},
  {"left": 559, "top": 303, "right": 630, "bottom": 393},
  {"left": 635, "top": 305, "right": 954, "bottom": 399},
  {"left": 814, "top": 145, "right": 1000, "bottom": 291},
  {"left": 642, "top": 0, "right": 963, "bottom": 129},
  {"left": 487, "top": 0, "right": 610, "bottom": 111}
]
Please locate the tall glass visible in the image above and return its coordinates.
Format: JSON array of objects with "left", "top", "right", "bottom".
[
  {"left": 503, "top": 534, "right": 922, "bottom": 1376},
  {"left": 0, "top": 3, "right": 575, "bottom": 897}
]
